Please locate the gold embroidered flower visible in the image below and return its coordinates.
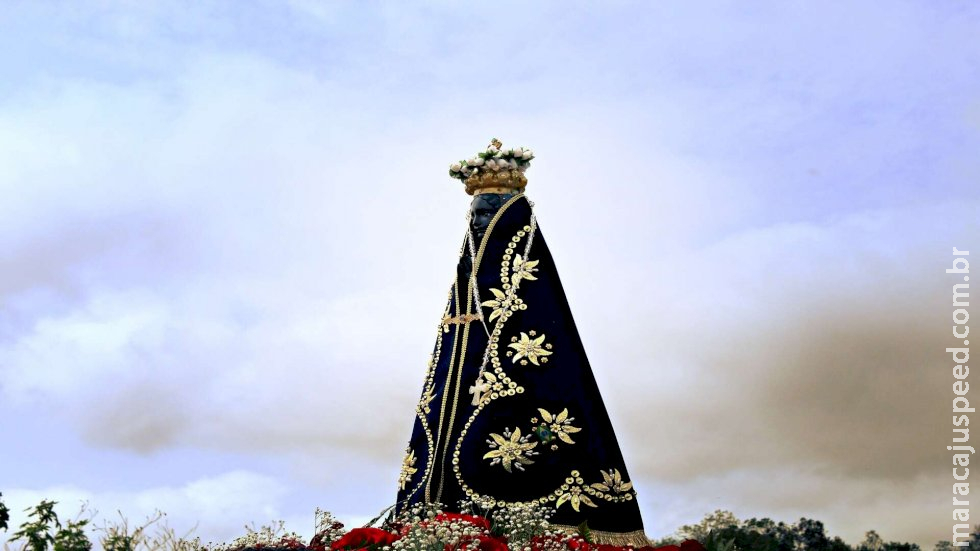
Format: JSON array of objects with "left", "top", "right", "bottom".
[
  {"left": 556, "top": 485, "right": 597, "bottom": 512},
  {"left": 511, "top": 254, "right": 540, "bottom": 288},
  {"left": 481, "top": 288, "right": 522, "bottom": 322},
  {"left": 419, "top": 386, "right": 436, "bottom": 414},
  {"left": 536, "top": 407, "right": 582, "bottom": 444},
  {"left": 508, "top": 332, "right": 552, "bottom": 365},
  {"left": 398, "top": 449, "right": 418, "bottom": 490},
  {"left": 590, "top": 468, "right": 633, "bottom": 494},
  {"left": 483, "top": 427, "right": 539, "bottom": 472}
]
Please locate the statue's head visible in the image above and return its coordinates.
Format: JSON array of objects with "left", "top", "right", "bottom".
[{"left": 470, "top": 193, "right": 514, "bottom": 245}]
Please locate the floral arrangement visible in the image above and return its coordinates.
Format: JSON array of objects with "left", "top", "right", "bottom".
[
  {"left": 1, "top": 495, "right": 710, "bottom": 551},
  {"left": 449, "top": 138, "right": 535, "bottom": 182},
  {"left": 0, "top": 492, "right": 917, "bottom": 551},
  {"left": 302, "top": 501, "right": 705, "bottom": 551}
]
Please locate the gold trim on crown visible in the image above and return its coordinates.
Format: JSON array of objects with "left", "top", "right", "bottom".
[{"left": 464, "top": 169, "right": 528, "bottom": 196}]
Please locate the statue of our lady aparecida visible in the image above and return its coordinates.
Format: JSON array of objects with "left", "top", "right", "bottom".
[{"left": 393, "top": 139, "right": 650, "bottom": 546}]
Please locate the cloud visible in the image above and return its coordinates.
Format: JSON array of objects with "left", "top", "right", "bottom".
[
  {"left": 604, "top": 200, "right": 972, "bottom": 476},
  {"left": 585, "top": 200, "right": 973, "bottom": 545},
  {"left": 1, "top": 3, "right": 977, "bottom": 550}
]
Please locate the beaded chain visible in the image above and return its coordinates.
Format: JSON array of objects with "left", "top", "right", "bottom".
[{"left": 463, "top": 199, "right": 537, "bottom": 401}]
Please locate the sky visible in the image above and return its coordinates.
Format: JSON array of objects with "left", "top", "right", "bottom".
[{"left": 1, "top": 1, "right": 978, "bottom": 549}]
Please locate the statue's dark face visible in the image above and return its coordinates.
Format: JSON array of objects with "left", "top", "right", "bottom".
[{"left": 469, "top": 193, "right": 511, "bottom": 245}]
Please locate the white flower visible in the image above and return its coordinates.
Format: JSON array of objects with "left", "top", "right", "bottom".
[
  {"left": 450, "top": 162, "right": 462, "bottom": 172},
  {"left": 508, "top": 159, "right": 518, "bottom": 169},
  {"left": 471, "top": 157, "right": 485, "bottom": 166},
  {"left": 522, "top": 150, "right": 533, "bottom": 160},
  {"left": 486, "top": 159, "right": 497, "bottom": 170},
  {"left": 511, "top": 147, "right": 523, "bottom": 157}
]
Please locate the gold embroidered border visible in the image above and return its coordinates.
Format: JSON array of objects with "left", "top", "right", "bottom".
[
  {"left": 401, "top": 289, "right": 452, "bottom": 503},
  {"left": 454, "top": 466, "right": 637, "bottom": 510},
  {"left": 414, "top": 197, "right": 528, "bottom": 506},
  {"left": 425, "top": 276, "right": 462, "bottom": 503},
  {"left": 451, "top": 203, "right": 639, "bottom": 512},
  {"left": 547, "top": 525, "right": 653, "bottom": 548},
  {"left": 436, "top": 278, "right": 474, "bottom": 503},
  {"left": 448, "top": 193, "right": 524, "bottom": 488},
  {"left": 452, "top": 218, "right": 533, "bottom": 496},
  {"left": 428, "top": 193, "right": 525, "bottom": 504}
]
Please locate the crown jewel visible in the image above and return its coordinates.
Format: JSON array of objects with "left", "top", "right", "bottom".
[{"left": 448, "top": 138, "right": 534, "bottom": 195}]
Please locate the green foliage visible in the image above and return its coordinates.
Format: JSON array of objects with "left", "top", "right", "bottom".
[
  {"left": 1, "top": 492, "right": 10, "bottom": 532},
  {"left": 4, "top": 502, "right": 204, "bottom": 551},
  {"left": 707, "top": 533, "right": 737, "bottom": 551},
  {"left": 8, "top": 499, "right": 93, "bottom": 551},
  {"left": 10, "top": 500, "right": 61, "bottom": 551},
  {"left": 678, "top": 510, "right": 740, "bottom": 543},
  {"left": 857, "top": 529, "right": 923, "bottom": 551},
  {"left": 675, "top": 510, "right": 924, "bottom": 551},
  {"left": 648, "top": 535, "right": 682, "bottom": 548},
  {"left": 53, "top": 518, "right": 93, "bottom": 551}
]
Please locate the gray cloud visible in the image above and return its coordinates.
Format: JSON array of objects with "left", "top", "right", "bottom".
[{"left": 1, "top": 3, "right": 978, "bottom": 550}]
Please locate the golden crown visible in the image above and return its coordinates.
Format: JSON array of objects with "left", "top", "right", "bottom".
[{"left": 449, "top": 138, "right": 534, "bottom": 196}]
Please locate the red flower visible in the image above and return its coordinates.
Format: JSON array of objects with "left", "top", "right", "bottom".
[
  {"left": 331, "top": 527, "right": 400, "bottom": 550},
  {"left": 433, "top": 512, "right": 492, "bottom": 531},
  {"left": 455, "top": 533, "right": 508, "bottom": 551},
  {"left": 565, "top": 537, "right": 592, "bottom": 551}
]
